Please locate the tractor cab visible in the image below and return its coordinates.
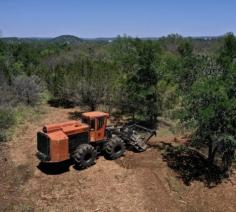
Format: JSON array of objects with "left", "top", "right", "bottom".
[{"left": 81, "top": 111, "right": 109, "bottom": 142}]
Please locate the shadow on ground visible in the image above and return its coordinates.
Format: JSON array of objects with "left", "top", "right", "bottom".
[
  {"left": 37, "top": 160, "right": 74, "bottom": 175},
  {"left": 37, "top": 158, "right": 100, "bottom": 174},
  {"left": 150, "top": 142, "right": 230, "bottom": 187}
]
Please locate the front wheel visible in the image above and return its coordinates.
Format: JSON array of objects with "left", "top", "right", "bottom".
[
  {"left": 73, "top": 144, "right": 96, "bottom": 169},
  {"left": 104, "top": 136, "right": 126, "bottom": 160}
]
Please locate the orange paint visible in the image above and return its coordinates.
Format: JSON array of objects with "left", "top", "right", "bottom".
[
  {"left": 82, "top": 111, "right": 109, "bottom": 118},
  {"left": 81, "top": 111, "right": 109, "bottom": 142},
  {"left": 47, "top": 130, "right": 69, "bottom": 162},
  {"left": 37, "top": 111, "right": 110, "bottom": 163}
]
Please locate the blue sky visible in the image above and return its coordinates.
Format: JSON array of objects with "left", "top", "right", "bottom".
[{"left": 0, "top": 0, "right": 235, "bottom": 38}]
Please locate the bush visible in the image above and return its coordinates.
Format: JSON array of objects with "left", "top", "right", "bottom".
[
  {"left": 0, "top": 71, "right": 16, "bottom": 107},
  {"left": 13, "top": 75, "right": 44, "bottom": 106},
  {"left": 0, "top": 83, "right": 16, "bottom": 107}
]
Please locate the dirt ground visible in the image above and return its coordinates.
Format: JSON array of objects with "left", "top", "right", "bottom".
[{"left": 0, "top": 106, "right": 236, "bottom": 212}]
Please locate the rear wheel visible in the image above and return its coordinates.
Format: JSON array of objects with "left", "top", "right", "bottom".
[
  {"left": 105, "top": 136, "right": 126, "bottom": 159},
  {"left": 73, "top": 144, "right": 96, "bottom": 169}
]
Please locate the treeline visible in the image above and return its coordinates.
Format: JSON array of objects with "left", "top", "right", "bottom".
[{"left": 0, "top": 33, "right": 236, "bottom": 170}]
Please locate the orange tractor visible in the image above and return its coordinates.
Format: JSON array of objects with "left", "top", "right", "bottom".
[{"left": 37, "top": 111, "right": 156, "bottom": 169}]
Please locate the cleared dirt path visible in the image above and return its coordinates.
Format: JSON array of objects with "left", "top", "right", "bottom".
[{"left": 1, "top": 106, "right": 236, "bottom": 211}]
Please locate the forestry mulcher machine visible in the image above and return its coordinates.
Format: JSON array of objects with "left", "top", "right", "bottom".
[{"left": 37, "top": 111, "right": 156, "bottom": 169}]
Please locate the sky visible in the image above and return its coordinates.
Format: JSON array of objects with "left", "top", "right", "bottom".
[{"left": 0, "top": 0, "right": 235, "bottom": 38}]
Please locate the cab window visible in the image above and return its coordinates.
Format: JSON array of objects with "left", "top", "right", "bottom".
[
  {"left": 82, "top": 117, "right": 89, "bottom": 125},
  {"left": 97, "top": 117, "right": 104, "bottom": 130},
  {"left": 90, "top": 119, "right": 95, "bottom": 130},
  {"left": 82, "top": 117, "right": 95, "bottom": 130}
]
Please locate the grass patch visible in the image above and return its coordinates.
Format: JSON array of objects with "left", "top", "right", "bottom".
[
  {"left": 0, "top": 105, "right": 44, "bottom": 143},
  {"left": 14, "top": 105, "right": 43, "bottom": 124},
  {"left": 0, "top": 108, "right": 16, "bottom": 142}
]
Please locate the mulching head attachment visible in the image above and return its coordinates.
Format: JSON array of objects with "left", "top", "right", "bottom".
[{"left": 116, "top": 124, "right": 156, "bottom": 152}]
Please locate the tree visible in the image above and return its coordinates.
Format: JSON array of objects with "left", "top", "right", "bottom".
[
  {"left": 159, "top": 34, "right": 184, "bottom": 53},
  {"left": 176, "top": 40, "right": 200, "bottom": 91},
  {"left": 0, "top": 71, "right": 16, "bottom": 107},
  {"left": 119, "top": 39, "right": 160, "bottom": 124},
  {"left": 13, "top": 75, "right": 44, "bottom": 106},
  {"left": 182, "top": 69, "right": 236, "bottom": 170},
  {"left": 0, "top": 71, "right": 16, "bottom": 142},
  {"left": 74, "top": 57, "right": 118, "bottom": 111},
  {"left": 218, "top": 33, "right": 236, "bottom": 69}
]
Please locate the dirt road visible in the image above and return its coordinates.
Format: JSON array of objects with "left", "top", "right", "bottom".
[{"left": 1, "top": 106, "right": 236, "bottom": 211}]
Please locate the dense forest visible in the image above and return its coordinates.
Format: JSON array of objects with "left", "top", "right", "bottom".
[{"left": 0, "top": 33, "right": 236, "bottom": 172}]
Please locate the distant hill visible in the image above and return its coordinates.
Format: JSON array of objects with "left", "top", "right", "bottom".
[
  {"left": 1, "top": 35, "right": 83, "bottom": 44},
  {"left": 1, "top": 37, "right": 51, "bottom": 43},
  {"left": 1, "top": 35, "right": 225, "bottom": 45},
  {"left": 51, "top": 35, "right": 82, "bottom": 44}
]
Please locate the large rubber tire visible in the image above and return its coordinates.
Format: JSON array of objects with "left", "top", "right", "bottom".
[
  {"left": 73, "top": 144, "right": 96, "bottom": 169},
  {"left": 105, "top": 136, "right": 126, "bottom": 160}
]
